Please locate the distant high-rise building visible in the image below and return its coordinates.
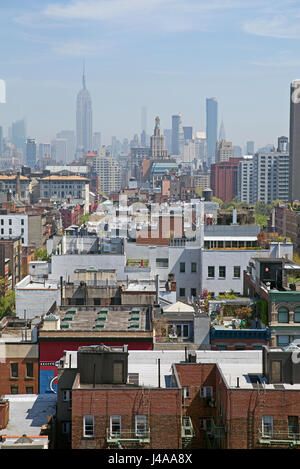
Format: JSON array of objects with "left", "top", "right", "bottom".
[
  {"left": 163, "top": 129, "right": 172, "bottom": 154},
  {"left": 206, "top": 98, "right": 218, "bottom": 167},
  {"left": 171, "top": 113, "right": 184, "bottom": 156},
  {"left": 0, "top": 126, "right": 3, "bottom": 155},
  {"left": 238, "top": 150, "right": 290, "bottom": 204},
  {"left": 141, "top": 106, "right": 147, "bottom": 134},
  {"left": 278, "top": 136, "right": 288, "bottom": 153},
  {"left": 93, "top": 132, "right": 101, "bottom": 151},
  {"left": 76, "top": 66, "right": 92, "bottom": 156},
  {"left": 183, "top": 126, "right": 193, "bottom": 142},
  {"left": 93, "top": 154, "right": 121, "bottom": 195},
  {"left": 211, "top": 157, "right": 242, "bottom": 202},
  {"left": 237, "top": 157, "right": 254, "bottom": 203},
  {"left": 39, "top": 143, "right": 51, "bottom": 159},
  {"left": 218, "top": 119, "right": 226, "bottom": 142},
  {"left": 233, "top": 146, "right": 242, "bottom": 158},
  {"left": 150, "top": 116, "right": 168, "bottom": 159},
  {"left": 246, "top": 141, "right": 255, "bottom": 155},
  {"left": 141, "top": 130, "right": 147, "bottom": 147},
  {"left": 57, "top": 130, "right": 76, "bottom": 163},
  {"left": 215, "top": 140, "right": 233, "bottom": 163},
  {"left": 26, "top": 139, "right": 36, "bottom": 168},
  {"left": 51, "top": 138, "right": 67, "bottom": 164},
  {"left": 12, "top": 118, "right": 26, "bottom": 156},
  {"left": 289, "top": 80, "right": 300, "bottom": 202}
]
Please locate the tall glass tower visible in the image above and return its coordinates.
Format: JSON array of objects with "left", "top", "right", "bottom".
[
  {"left": 206, "top": 97, "right": 218, "bottom": 167},
  {"left": 171, "top": 113, "right": 184, "bottom": 156},
  {"left": 76, "top": 66, "right": 92, "bottom": 155}
]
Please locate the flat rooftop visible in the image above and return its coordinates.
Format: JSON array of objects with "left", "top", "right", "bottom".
[
  {"left": 46, "top": 306, "right": 151, "bottom": 333},
  {"left": 0, "top": 394, "right": 57, "bottom": 437},
  {"left": 60, "top": 350, "right": 264, "bottom": 389}
]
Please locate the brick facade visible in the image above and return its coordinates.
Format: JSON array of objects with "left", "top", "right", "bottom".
[
  {"left": 174, "top": 362, "right": 300, "bottom": 449},
  {"left": 71, "top": 388, "right": 182, "bottom": 449}
]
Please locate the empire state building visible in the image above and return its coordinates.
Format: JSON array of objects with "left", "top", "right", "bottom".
[{"left": 76, "top": 67, "right": 92, "bottom": 155}]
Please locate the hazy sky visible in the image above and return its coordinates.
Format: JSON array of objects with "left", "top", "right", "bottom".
[{"left": 0, "top": 0, "right": 300, "bottom": 148}]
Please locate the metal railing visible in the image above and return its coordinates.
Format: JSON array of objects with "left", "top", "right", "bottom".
[
  {"left": 258, "top": 428, "right": 300, "bottom": 445},
  {"left": 106, "top": 429, "right": 150, "bottom": 443}
]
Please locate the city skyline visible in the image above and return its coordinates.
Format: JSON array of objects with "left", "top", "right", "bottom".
[{"left": 0, "top": 0, "right": 299, "bottom": 147}]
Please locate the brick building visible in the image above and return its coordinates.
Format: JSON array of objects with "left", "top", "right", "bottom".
[
  {"left": 0, "top": 342, "right": 39, "bottom": 395},
  {"left": 55, "top": 345, "right": 183, "bottom": 449},
  {"left": 38, "top": 306, "right": 154, "bottom": 394},
  {"left": 173, "top": 346, "right": 300, "bottom": 449},
  {"left": 210, "top": 158, "right": 242, "bottom": 202}
]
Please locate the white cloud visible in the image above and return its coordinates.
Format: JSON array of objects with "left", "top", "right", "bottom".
[{"left": 243, "top": 1, "right": 300, "bottom": 39}]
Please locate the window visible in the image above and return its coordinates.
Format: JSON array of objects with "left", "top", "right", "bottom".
[
  {"left": 128, "top": 373, "right": 139, "bottom": 385},
  {"left": 174, "top": 324, "right": 189, "bottom": 338},
  {"left": 10, "top": 386, "right": 18, "bottom": 394},
  {"left": 135, "top": 415, "right": 147, "bottom": 437},
  {"left": 179, "top": 288, "right": 185, "bottom": 297},
  {"left": 191, "top": 288, "right": 197, "bottom": 298},
  {"left": 180, "top": 262, "right": 185, "bottom": 273},
  {"left": 10, "top": 362, "right": 18, "bottom": 378},
  {"left": 156, "top": 258, "right": 168, "bottom": 268},
  {"left": 208, "top": 266, "right": 215, "bottom": 278},
  {"left": 294, "top": 307, "right": 300, "bottom": 323},
  {"left": 182, "top": 386, "right": 190, "bottom": 404},
  {"left": 9, "top": 228, "right": 12, "bottom": 235},
  {"left": 199, "top": 418, "right": 212, "bottom": 434},
  {"left": 288, "top": 416, "right": 299, "bottom": 438},
  {"left": 278, "top": 307, "right": 289, "bottom": 323},
  {"left": 62, "top": 422, "right": 71, "bottom": 435},
  {"left": 83, "top": 415, "right": 94, "bottom": 437},
  {"left": 262, "top": 416, "right": 273, "bottom": 437},
  {"left": 26, "top": 362, "right": 34, "bottom": 378},
  {"left": 219, "top": 266, "right": 226, "bottom": 278},
  {"left": 1, "top": 229, "right": 3, "bottom": 235},
  {"left": 26, "top": 386, "right": 33, "bottom": 394},
  {"left": 62, "top": 389, "right": 71, "bottom": 403},
  {"left": 233, "top": 266, "right": 241, "bottom": 278},
  {"left": 191, "top": 262, "right": 197, "bottom": 273},
  {"left": 9, "top": 219, "right": 12, "bottom": 225},
  {"left": 0, "top": 219, "right": 3, "bottom": 225},
  {"left": 277, "top": 336, "right": 289, "bottom": 347},
  {"left": 21, "top": 219, "right": 24, "bottom": 226},
  {"left": 200, "top": 386, "right": 213, "bottom": 398},
  {"left": 110, "top": 415, "right": 121, "bottom": 437}
]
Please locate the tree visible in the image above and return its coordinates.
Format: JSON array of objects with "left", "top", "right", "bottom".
[
  {"left": 0, "top": 290, "right": 15, "bottom": 321},
  {"left": 34, "top": 249, "right": 51, "bottom": 262}
]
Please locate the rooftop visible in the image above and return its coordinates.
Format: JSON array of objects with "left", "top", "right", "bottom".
[
  {"left": 0, "top": 394, "right": 56, "bottom": 438},
  {"left": 41, "top": 305, "right": 151, "bottom": 334}
]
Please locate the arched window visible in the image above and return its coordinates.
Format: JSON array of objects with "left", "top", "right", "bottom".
[{"left": 278, "top": 307, "right": 289, "bottom": 323}]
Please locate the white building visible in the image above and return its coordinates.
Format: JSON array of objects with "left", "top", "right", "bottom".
[{"left": 0, "top": 214, "right": 28, "bottom": 245}]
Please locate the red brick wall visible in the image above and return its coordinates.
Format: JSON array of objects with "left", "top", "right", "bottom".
[
  {"left": 174, "top": 364, "right": 217, "bottom": 448},
  {"left": 71, "top": 388, "right": 182, "bottom": 449},
  {"left": 0, "top": 358, "right": 39, "bottom": 395}
]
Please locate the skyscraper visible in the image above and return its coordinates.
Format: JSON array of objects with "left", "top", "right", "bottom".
[
  {"left": 26, "top": 139, "right": 36, "bottom": 168},
  {"left": 12, "top": 118, "right": 26, "bottom": 156},
  {"left": 206, "top": 98, "right": 218, "bottom": 167},
  {"left": 150, "top": 116, "right": 168, "bottom": 159},
  {"left": 76, "top": 66, "right": 92, "bottom": 156},
  {"left": 246, "top": 141, "right": 255, "bottom": 155},
  {"left": 171, "top": 113, "right": 184, "bottom": 156},
  {"left": 289, "top": 80, "right": 300, "bottom": 202},
  {"left": 57, "top": 130, "right": 76, "bottom": 163}
]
